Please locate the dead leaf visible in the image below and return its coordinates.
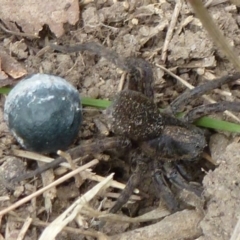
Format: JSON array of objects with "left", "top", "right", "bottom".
[
  {"left": 0, "top": 0, "right": 80, "bottom": 37},
  {"left": 0, "top": 49, "right": 27, "bottom": 79}
]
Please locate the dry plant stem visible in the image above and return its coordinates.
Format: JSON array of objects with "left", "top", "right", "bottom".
[
  {"left": 12, "top": 150, "right": 55, "bottom": 164},
  {"left": 0, "top": 22, "right": 39, "bottom": 39},
  {"left": 188, "top": 0, "right": 240, "bottom": 72},
  {"left": 13, "top": 149, "right": 139, "bottom": 193},
  {"left": 0, "top": 215, "right": 2, "bottom": 227},
  {"left": 230, "top": 215, "right": 240, "bottom": 240},
  {"left": 156, "top": 64, "right": 240, "bottom": 123},
  {"left": 202, "top": 152, "right": 217, "bottom": 165},
  {"left": 93, "top": 118, "right": 110, "bottom": 136},
  {"left": 82, "top": 206, "right": 170, "bottom": 223},
  {"left": 36, "top": 46, "right": 51, "bottom": 57},
  {"left": 38, "top": 162, "right": 55, "bottom": 215},
  {"left": 30, "top": 184, "right": 37, "bottom": 220},
  {"left": 10, "top": 215, "right": 107, "bottom": 239},
  {"left": 117, "top": 72, "right": 126, "bottom": 92},
  {"left": 12, "top": 137, "right": 130, "bottom": 181},
  {"left": 204, "top": 0, "right": 228, "bottom": 8},
  {"left": 16, "top": 216, "right": 32, "bottom": 240},
  {"left": 65, "top": 58, "right": 79, "bottom": 75},
  {"left": 156, "top": 64, "right": 194, "bottom": 89},
  {"left": 57, "top": 150, "right": 83, "bottom": 187},
  {"left": 106, "top": 192, "right": 141, "bottom": 201},
  {"left": 161, "top": 0, "right": 182, "bottom": 62},
  {"left": 31, "top": 183, "right": 38, "bottom": 240},
  {"left": 0, "top": 196, "right": 10, "bottom": 201},
  {"left": 82, "top": 171, "right": 139, "bottom": 194},
  {"left": 214, "top": 88, "right": 232, "bottom": 97},
  {"left": 0, "top": 160, "right": 99, "bottom": 217},
  {"left": 39, "top": 174, "right": 113, "bottom": 240}
]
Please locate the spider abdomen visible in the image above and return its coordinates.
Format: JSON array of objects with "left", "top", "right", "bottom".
[{"left": 105, "top": 90, "right": 164, "bottom": 141}]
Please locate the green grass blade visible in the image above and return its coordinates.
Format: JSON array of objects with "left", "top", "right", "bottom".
[
  {"left": 81, "top": 97, "right": 111, "bottom": 108},
  {"left": 194, "top": 116, "right": 240, "bottom": 133},
  {"left": 0, "top": 87, "right": 11, "bottom": 94},
  {"left": 2, "top": 87, "right": 240, "bottom": 133}
]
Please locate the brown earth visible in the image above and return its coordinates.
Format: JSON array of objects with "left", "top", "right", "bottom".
[{"left": 0, "top": 1, "right": 240, "bottom": 239}]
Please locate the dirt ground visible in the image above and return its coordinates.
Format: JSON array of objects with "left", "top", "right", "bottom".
[{"left": 0, "top": 1, "right": 240, "bottom": 240}]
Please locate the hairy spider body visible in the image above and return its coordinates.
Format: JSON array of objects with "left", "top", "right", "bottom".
[
  {"left": 106, "top": 90, "right": 206, "bottom": 162},
  {"left": 21, "top": 42, "right": 240, "bottom": 214},
  {"left": 141, "top": 125, "right": 206, "bottom": 161},
  {"left": 104, "top": 88, "right": 207, "bottom": 212},
  {"left": 105, "top": 90, "right": 164, "bottom": 141}
]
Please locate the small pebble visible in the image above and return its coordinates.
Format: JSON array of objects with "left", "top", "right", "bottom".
[{"left": 4, "top": 74, "right": 82, "bottom": 153}]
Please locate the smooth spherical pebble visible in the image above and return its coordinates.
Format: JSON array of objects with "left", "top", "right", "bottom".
[{"left": 4, "top": 74, "right": 82, "bottom": 153}]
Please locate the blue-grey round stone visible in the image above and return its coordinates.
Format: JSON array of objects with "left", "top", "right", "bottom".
[{"left": 4, "top": 74, "right": 82, "bottom": 153}]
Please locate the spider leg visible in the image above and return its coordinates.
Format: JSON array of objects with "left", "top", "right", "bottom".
[
  {"left": 50, "top": 42, "right": 154, "bottom": 98},
  {"left": 169, "top": 73, "right": 240, "bottom": 115},
  {"left": 184, "top": 101, "right": 240, "bottom": 123},
  {"left": 124, "top": 57, "right": 154, "bottom": 98},
  {"left": 153, "top": 172, "right": 179, "bottom": 212},
  {"left": 50, "top": 42, "right": 129, "bottom": 72},
  {"left": 163, "top": 162, "right": 203, "bottom": 197},
  {"left": 12, "top": 137, "right": 131, "bottom": 182},
  {"left": 152, "top": 160, "right": 179, "bottom": 212},
  {"left": 174, "top": 162, "right": 193, "bottom": 181},
  {"left": 109, "top": 161, "right": 146, "bottom": 213}
]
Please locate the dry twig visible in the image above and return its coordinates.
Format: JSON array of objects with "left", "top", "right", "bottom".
[
  {"left": 39, "top": 173, "right": 114, "bottom": 240},
  {"left": 12, "top": 149, "right": 140, "bottom": 194},
  {"left": 0, "top": 160, "right": 99, "bottom": 216},
  {"left": 16, "top": 217, "right": 32, "bottom": 240},
  {"left": 162, "top": 0, "right": 182, "bottom": 62},
  {"left": 57, "top": 150, "right": 83, "bottom": 187},
  {"left": 188, "top": 0, "right": 240, "bottom": 72}
]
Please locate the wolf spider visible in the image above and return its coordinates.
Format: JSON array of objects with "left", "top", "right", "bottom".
[{"left": 14, "top": 42, "right": 240, "bottom": 213}]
